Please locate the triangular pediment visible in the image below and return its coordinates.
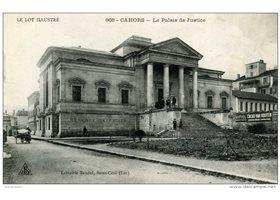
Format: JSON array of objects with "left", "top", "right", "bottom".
[{"left": 150, "top": 38, "right": 203, "bottom": 59}]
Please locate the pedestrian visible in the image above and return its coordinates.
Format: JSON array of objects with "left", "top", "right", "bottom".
[
  {"left": 172, "top": 119, "right": 177, "bottom": 138},
  {"left": 173, "top": 119, "right": 177, "bottom": 130},
  {"left": 26, "top": 126, "right": 31, "bottom": 134},
  {"left": 172, "top": 96, "right": 176, "bottom": 107},
  {"left": 179, "top": 119, "right": 183, "bottom": 129},
  {"left": 3, "top": 130, "right": 7, "bottom": 145},
  {"left": 166, "top": 97, "right": 171, "bottom": 108},
  {"left": 83, "top": 126, "right": 88, "bottom": 137},
  {"left": 26, "top": 126, "right": 31, "bottom": 142},
  {"left": 178, "top": 119, "right": 183, "bottom": 138}
]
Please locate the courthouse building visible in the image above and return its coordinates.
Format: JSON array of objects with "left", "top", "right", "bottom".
[{"left": 35, "top": 36, "right": 270, "bottom": 137}]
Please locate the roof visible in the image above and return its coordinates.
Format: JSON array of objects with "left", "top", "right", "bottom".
[
  {"left": 140, "top": 37, "right": 203, "bottom": 59},
  {"left": 232, "top": 90, "right": 278, "bottom": 102},
  {"left": 198, "top": 67, "right": 225, "bottom": 75},
  {"left": 197, "top": 75, "right": 233, "bottom": 82},
  {"left": 235, "top": 69, "right": 278, "bottom": 81},
  {"left": 37, "top": 46, "right": 122, "bottom": 66},
  {"left": 110, "top": 35, "right": 152, "bottom": 53},
  {"left": 27, "top": 91, "right": 39, "bottom": 100},
  {"left": 39, "top": 36, "right": 204, "bottom": 67}
]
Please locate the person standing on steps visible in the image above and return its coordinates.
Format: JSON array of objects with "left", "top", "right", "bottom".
[
  {"left": 173, "top": 119, "right": 177, "bottom": 138},
  {"left": 178, "top": 118, "right": 183, "bottom": 138},
  {"left": 166, "top": 97, "right": 171, "bottom": 108},
  {"left": 172, "top": 96, "right": 177, "bottom": 108},
  {"left": 83, "top": 126, "right": 88, "bottom": 137}
]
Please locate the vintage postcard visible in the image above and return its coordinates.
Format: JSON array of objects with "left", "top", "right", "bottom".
[{"left": 2, "top": 13, "right": 278, "bottom": 184}]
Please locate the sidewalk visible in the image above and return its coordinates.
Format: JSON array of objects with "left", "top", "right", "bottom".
[{"left": 32, "top": 136, "right": 277, "bottom": 184}]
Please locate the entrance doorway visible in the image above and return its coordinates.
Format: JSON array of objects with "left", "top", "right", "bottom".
[{"left": 158, "top": 88, "right": 163, "bottom": 102}]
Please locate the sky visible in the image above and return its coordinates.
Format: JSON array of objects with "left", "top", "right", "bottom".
[{"left": 3, "top": 13, "right": 277, "bottom": 113}]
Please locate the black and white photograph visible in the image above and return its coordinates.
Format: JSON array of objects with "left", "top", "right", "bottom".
[{"left": 2, "top": 13, "right": 278, "bottom": 185}]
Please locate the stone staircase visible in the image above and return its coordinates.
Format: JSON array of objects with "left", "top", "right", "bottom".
[
  {"left": 181, "top": 113, "right": 226, "bottom": 137},
  {"left": 159, "top": 112, "right": 226, "bottom": 138}
]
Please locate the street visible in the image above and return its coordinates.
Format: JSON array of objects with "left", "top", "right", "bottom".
[{"left": 4, "top": 137, "right": 247, "bottom": 184}]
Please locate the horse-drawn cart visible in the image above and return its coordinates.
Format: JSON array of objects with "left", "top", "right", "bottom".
[{"left": 15, "top": 129, "right": 31, "bottom": 144}]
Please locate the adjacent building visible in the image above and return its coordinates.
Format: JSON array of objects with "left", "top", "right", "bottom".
[
  {"left": 3, "top": 111, "right": 18, "bottom": 135},
  {"left": 16, "top": 109, "right": 28, "bottom": 129},
  {"left": 27, "top": 91, "right": 39, "bottom": 133},
  {"left": 233, "top": 60, "right": 278, "bottom": 97},
  {"left": 231, "top": 59, "right": 278, "bottom": 113}
]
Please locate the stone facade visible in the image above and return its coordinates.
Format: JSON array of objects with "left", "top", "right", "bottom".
[{"left": 36, "top": 36, "right": 264, "bottom": 137}]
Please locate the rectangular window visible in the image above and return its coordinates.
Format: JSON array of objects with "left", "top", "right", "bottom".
[
  {"left": 255, "top": 103, "right": 258, "bottom": 112},
  {"left": 121, "top": 89, "right": 129, "bottom": 104},
  {"left": 274, "top": 104, "right": 277, "bottom": 111},
  {"left": 240, "top": 102, "right": 243, "bottom": 111},
  {"left": 72, "top": 85, "right": 81, "bottom": 102},
  {"left": 270, "top": 88, "right": 273, "bottom": 94},
  {"left": 221, "top": 97, "right": 227, "bottom": 109},
  {"left": 270, "top": 104, "right": 273, "bottom": 111},
  {"left": 39, "top": 120, "right": 41, "bottom": 130},
  {"left": 98, "top": 88, "right": 106, "bottom": 103},
  {"left": 245, "top": 102, "right": 248, "bottom": 112},
  {"left": 263, "top": 77, "right": 268, "bottom": 84},
  {"left": 207, "top": 96, "right": 213, "bottom": 109},
  {"left": 250, "top": 102, "right": 253, "bottom": 112}
]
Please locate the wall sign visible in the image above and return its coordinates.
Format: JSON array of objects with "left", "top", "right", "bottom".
[{"left": 235, "top": 111, "right": 276, "bottom": 122}]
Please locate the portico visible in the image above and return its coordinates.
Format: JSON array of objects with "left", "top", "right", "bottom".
[
  {"left": 137, "top": 37, "right": 202, "bottom": 110},
  {"left": 145, "top": 62, "right": 199, "bottom": 110}
]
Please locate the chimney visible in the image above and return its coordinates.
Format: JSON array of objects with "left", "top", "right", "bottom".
[
  {"left": 260, "top": 59, "right": 264, "bottom": 63},
  {"left": 237, "top": 74, "right": 240, "bottom": 79}
]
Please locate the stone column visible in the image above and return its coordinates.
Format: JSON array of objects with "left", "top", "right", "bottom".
[
  {"left": 163, "top": 64, "right": 170, "bottom": 100},
  {"left": 193, "top": 67, "right": 198, "bottom": 110},
  {"left": 147, "top": 63, "right": 154, "bottom": 107},
  {"left": 178, "top": 66, "right": 185, "bottom": 108}
]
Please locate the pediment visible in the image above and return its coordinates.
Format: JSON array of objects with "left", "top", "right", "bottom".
[
  {"left": 68, "top": 77, "right": 86, "bottom": 85},
  {"left": 117, "top": 81, "right": 133, "bottom": 90},
  {"left": 205, "top": 90, "right": 215, "bottom": 96},
  {"left": 95, "top": 79, "right": 111, "bottom": 88},
  {"left": 150, "top": 38, "right": 203, "bottom": 59}
]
